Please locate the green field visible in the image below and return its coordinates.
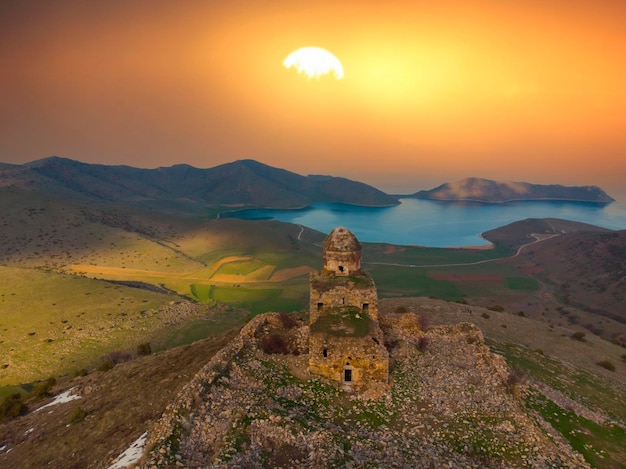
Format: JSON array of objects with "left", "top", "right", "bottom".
[{"left": 369, "top": 265, "right": 464, "bottom": 300}]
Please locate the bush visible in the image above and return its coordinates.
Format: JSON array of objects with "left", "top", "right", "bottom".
[
  {"left": 488, "top": 305, "right": 505, "bottom": 312},
  {"left": 30, "top": 377, "right": 56, "bottom": 399},
  {"left": 481, "top": 312, "right": 490, "bottom": 319},
  {"left": 394, "top": 305, "right": 407, "bottom": 314},
  {"left": 107, "top": 350, "right": 132, "bottom": 364},
  {"left": 73, "top": 368, "right": 88, "bottom": 378},
  {"left": 259, "top": 334, "right": 290, "bottom": 354},
  {"left": 517, "top": 311, "right": 526, "bottom": 317},
  {"left": 0, "top": 393, "right": 27, "bottom": 421},
  {"left": 67, "top": 406, "right": 87, "bottom": 424},
  {"left": 98, "top": 350, "right": 133, "bottom": 371},
  {"left": 278, "top": 313, "right": 297, "bottom": 329},
  {"left": 596, "top": 360, "right": 616, "bottom": 372},
  {"left": 97, "top": 358, "right": 115, "bottom": 372},
  {"left": 137, "top": 342, "right": 152, "bottom": 356},
  {"left": 417, "top": 336, "right": 429, "bottom": 352},
  {"left": 621, "top": 354, "right": 626, "bottom": 362},
  {"left": 505, "top": 367, "right": 526, "bottom": 393},
  {"left": 571, "top": 331, "right": 587, "bottom": 342}
]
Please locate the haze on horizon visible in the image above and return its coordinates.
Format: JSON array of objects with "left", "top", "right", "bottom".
[{"left": 0, "top": 0, "right": 624, "bottom": 194}]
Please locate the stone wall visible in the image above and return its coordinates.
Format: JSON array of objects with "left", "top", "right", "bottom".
[
  {"left": 309, "top": 276, "right": 378, "bottom": 323},
  {"left": 323, "top": 249, "right": 361, "bottom": 276},
  {"left": 308, "top": 328, "right": 388, "bottom": 388}
]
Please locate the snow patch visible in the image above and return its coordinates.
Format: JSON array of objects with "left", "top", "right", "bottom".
[
  {"left": 34, "top": 387, "right": 81, "bottom": 412},
  {"left": 24, "top": 428, "right": 34, "bottom": 436},
  {"left": 107, "top": 431, "right": 147, "bottom": 469}
]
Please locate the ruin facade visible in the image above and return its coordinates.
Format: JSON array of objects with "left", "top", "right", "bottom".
[{"left": 308, "top": 227, "right": 389, "bottom": 389}]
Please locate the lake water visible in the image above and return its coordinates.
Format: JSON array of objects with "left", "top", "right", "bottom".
[{"left": 222, "top": 198, "right": 626, "bottom": 247}]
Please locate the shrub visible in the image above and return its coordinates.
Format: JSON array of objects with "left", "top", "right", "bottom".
[
  {"left": 417, "top": 336, "right": 429, "bottom": 352},
  {"left": 107, "top": 350, "right": 132, "bottom": 364},
  {"left": 517, "top": 311, "right": 526, "bottom": 317},
  {"left": 394, "top": 305, "right": 407, "bottom": 314},
  {"left": 259, "top": 333, "right": 290, "bottom": 354},
  {"left": 137, "top": 342, "right": 152, "bottom": 356},
  {"left": 596, "top": 360, "right": 615, "bottom": 372},
  {"left": 278, "top": 313, "right": 297, "bottom": 329},
  {"left": 571, "top": 331, "right": 586, "bottom": 342},
  {"left": 0, "top": 393, "right": 27, "bottom": 421},
  {"left": 30, "top": 377, "right": 56, "bottom": 399},
  {"left": 621, "top": 354, "right": 626, "bottom": 362},
  {"left": 97, "top": 358, "right": 115, "bottom": 372},
  {"left": 505, "top": 367, "right": 526, "bottom": 393},
  {"left": 72, "top": 368, "right": 88, "bottom": 378},
  {"left": 67, "top": 406, "right": 87, "bottom": 424},
  {"left": 481, "top": 312, "right": 490, "bottom": 319},
  {"left": 488, "top": 305, "right": 505, "bottom": 312}
]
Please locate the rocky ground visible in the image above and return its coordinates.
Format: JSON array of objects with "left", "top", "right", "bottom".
[{"left": 142, "top": 312, "right": 590, "bottom": 468}]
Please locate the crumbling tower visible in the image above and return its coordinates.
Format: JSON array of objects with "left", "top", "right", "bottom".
[{"left": 308, "top": 227, "right": 388, "bottom": 388}]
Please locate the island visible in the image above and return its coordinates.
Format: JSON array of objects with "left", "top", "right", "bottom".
[{"left": 404, "top": 177, "right": 614, "bottom": 204}]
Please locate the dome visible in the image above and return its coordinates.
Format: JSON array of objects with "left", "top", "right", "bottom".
[{"left": 323, "top": 227, "right": 361, "bottom": 253}]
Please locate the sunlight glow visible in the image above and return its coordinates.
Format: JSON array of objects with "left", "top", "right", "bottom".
[{"left": 283, "top": 47, "right": 344, "bottom": 79}]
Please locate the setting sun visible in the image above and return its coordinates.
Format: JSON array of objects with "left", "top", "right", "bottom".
[{"left": 283, "top": 47, "right": 344, "bottom": 79}]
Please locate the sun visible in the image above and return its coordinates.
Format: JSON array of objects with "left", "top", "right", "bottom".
[{"left": 283, "top": 47, "right": 344, "bottom": 80}]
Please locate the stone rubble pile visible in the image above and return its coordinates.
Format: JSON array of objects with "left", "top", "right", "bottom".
[{"left": 141, "top": 312, "right": 589, "bottom": 468}]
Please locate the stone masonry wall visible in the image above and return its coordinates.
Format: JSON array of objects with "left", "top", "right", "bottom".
[{"left": 309, "top": 283, "right": 378, "bottom": 323}]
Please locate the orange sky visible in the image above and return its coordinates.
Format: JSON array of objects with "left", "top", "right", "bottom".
[{"left": 0, "top": 0, "right": 624, "bottom": 194}]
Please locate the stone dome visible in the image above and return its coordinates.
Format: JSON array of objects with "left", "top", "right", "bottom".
[
  {"left": 322, "top": 227, "right": 361, "bottom": 276},
  {"left": 323, "top": 227, "right": 361, "bottom": 253}
]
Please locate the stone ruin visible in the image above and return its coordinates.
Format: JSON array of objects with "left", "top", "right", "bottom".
[{"left": 308, "top": 227, "right": 389, "bottom": 390}]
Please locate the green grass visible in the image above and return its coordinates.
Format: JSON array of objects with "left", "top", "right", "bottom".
[
  {"left": 490, "top": 341, "right": 626, "bottom": 423},
  {"left": 207, "top": 284, "right": 308, "bottom": 315},
  {"left": 310, "top": 306, "right": 372, "bottom": 337},
  {"left": 363, "top": 243, "right": 514, "bottom": 266},
  {"left": 505, "top": 277, "right": 540, "bottom": 291},
  {"left": 216, "top": 259, "right": 266, "bottom": 276},
  {"left": 369, "top": 266, "right": 463, "bottom": 300},
  {"left": 0, "top": 266, "right": 184, "bottom": 385},
  {"left": 525, "top": 390, "right": 626, "bottom": 468}
]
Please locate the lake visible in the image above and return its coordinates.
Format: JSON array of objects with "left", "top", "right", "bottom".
[{"left": 221, "top": 198, "right": 626, "bottom": 247}]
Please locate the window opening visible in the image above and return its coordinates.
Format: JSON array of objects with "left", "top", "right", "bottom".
[
  {"left": 317, "top": 302, "right": 323, "bottom": 311},
  {"left": 338, "top": 265, "right": 344, "bottom": 272},
  {"left": 362, "top": 303, "right": 369, "bottom": 313},
  {"left": 344, "top": 369, "right": 352, "bottom": 382},
  {"left": 323, "top": 348, "right": 328, "bottom": 357}
]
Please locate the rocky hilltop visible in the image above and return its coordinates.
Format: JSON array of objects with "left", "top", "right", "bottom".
[
  {"left": 407, "top": 177, "right": 613, "bottom": 203},
  {"left": 143, "top": 312, "right": 588, "bottom": 468}
]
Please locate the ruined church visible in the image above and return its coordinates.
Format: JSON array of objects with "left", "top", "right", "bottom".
[{"left": 308, "top": 227, "right": 389, "bottom": 389}]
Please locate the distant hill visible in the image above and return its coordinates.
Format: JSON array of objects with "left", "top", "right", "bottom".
[
  {"left": 406, "top": 177, "right": 614, "bottom": 203},
  {"left": 513, "top": 228, "right": 626, "bottom": 326},
  {"left": 482, "top": 217, "right": 612, "bottom": 249},
  {"left": 0, "top": 157, "right": 399, "bottom": 212}
]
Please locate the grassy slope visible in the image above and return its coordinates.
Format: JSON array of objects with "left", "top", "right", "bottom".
[
  {"left": 0, "top": 329, "right": 238, "bottom": 469},
  {"left": 381, "top": 297, "right": 626, "bottom": 468}
]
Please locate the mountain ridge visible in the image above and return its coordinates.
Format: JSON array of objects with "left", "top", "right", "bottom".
[
  {"left": 0, "top": 156, "right": 399, "bottom": 212},
  {"left": 406, "top": 177, "right": 614, "bottom": 203}
]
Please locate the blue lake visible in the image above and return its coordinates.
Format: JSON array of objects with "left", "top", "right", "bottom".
[{"left": 222, "top": 198, "right": 626, "bottom": 247}]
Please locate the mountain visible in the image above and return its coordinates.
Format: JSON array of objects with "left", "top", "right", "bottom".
[
  {"left": 0, "top": 157, "right": 399, "bottom": 211},
  {"left": 406, "top": 177, "right": 614, "bottom": 203}
]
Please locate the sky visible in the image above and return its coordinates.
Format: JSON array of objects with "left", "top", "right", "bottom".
[{"left": 1, "top": 0, "right": 625, "bottom": 194}]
